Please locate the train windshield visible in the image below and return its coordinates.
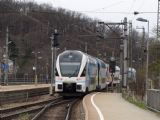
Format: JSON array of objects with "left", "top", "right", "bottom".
[
  {"left": 60, "top": 62, "right": 80, "bottom": 77},
  {"left": 59, "top": 51, "right": 82, "bottom": 77}
]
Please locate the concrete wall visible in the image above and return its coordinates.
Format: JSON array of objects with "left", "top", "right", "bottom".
[{"left": 0, "top": 87, "right": 50, "bottom": 105}]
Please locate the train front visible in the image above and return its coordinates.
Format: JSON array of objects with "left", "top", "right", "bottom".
[{"left": 55, "top": 50, "right": 87, "bottom": 95}]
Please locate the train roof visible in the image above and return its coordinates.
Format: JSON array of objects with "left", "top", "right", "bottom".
[
  {"left": 60, "top": 50, "right": 93, "bottom": 58},
  {"left": 59, "top": 50, "right": 107, "bottom": 64}
]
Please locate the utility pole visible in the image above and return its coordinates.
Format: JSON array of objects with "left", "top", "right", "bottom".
[
  {"left": 0, "top": 47, "right": 3, "bottom": 85},
  {"left": 156, "top": 0, "right": 160, "bottom": 63},
  {"left": 128, "top": 21, "right": 132, "bottom": 67},
  {"left": 129, "top": 22, "right": 133, "bottom": 84},
  {"left": 45, "top": 58, "right": 49, "bottom": 83},
  {"left": 123, "top": 17, "right": 128, "bottom": 88},
  {"left": 111, "top": 51, "right": 115, "bottom": 91},
  {"left": 120, "top": 38, "right": 124, "bottom": 91},
  {"left": 141, "top": 27, "right": 145, "bottom": 68},
  {"left": 146, "top": 21, "right": 149, "bottom": 94},
  {"left": 4, "top": 27, "right": 9, "bottom": 85},
  {"left": 53, "top": 47, "right": 57, "bottom": 84},
  {"left": 157, "top": 0, "right": 160, "bottom": 41},
  {"left": 50, "top": 34, "right": 54, "bottom": 95},
  {"left": 136, "top": 26, "right": 145, "bottom": 68},
  {"left": 85, "top": 42, "right": 88, "bottom": 53},
  {"left": 34, "top": 53, "right": 38, "bottom": 85},
  {"left": 130, "top": 23, "right": 133, "bottom": 71},
  {"left": 32, "top": 51, "right": 41, "bottom": 85}
]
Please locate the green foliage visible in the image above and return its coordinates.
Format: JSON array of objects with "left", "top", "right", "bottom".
[
  {"left": 18, "top": 113, "right": 30, "bottom": 120},
  {"left": 148, "top": 60, "right": 160, "bottom": 88},
  {"left": 149, "top": 60, "right": 160, "bottom": 77},
  {"left": 122, "top": 92, "right": 146, "bottom": 109},
  {"left": 127, "top": 97, "right": 146, "bottom": 109}
]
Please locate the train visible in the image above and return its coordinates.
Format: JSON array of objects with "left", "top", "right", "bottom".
[
  {"left": 106, "top": 66, "right": 136, "bottom": 86},
  {"left": 106, "top": 66, "right": 121, "bottom": 86},
  {"left": 127, "top": 67, "right": 136, "bottom": 82},
  {"left": 54, "top": 50, "right": 136, "bottom": 95},
  {"left": 55, "top": 50, "right": 109, "bottom": 96}
]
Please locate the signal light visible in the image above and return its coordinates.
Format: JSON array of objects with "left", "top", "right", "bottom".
[
  {"left": 53, "top": 32, "right": 59, "bottom": 47},
  {"left": 51, "top": 29, "right": 59, "bottom": 47}
]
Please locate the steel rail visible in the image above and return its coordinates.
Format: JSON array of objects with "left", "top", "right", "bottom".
[
  {"left": 0, "top": 96, "right": 63, "bottom": 119},
  {"left": 65, "top": 98, "right": 82, "bottom": 120},
  {"left": 31, "top": 99, "right": 73, "bottom": 120}
]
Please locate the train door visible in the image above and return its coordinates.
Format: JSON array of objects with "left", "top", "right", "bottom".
[
  {"left": 96, "top": 60, "right": 101, "bottom": 91},
  {"left": 87, "top": 59, "right": 97, "bottom": 91}
]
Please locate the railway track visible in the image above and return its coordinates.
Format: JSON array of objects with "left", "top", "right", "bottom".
[
  {"left": 69, "top": 98, "right": 85, "bottom": 120},
  {"left": 0, "top": 96, "right": 63, "bottom": 120},
  {"left": 32, "top": 97, "right": 82, "bottom": 120}
]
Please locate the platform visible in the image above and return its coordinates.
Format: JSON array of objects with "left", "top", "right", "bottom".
[
  {"left": 0, "top": 84, "right": 54, "bottom": 104},
  {"left": 83, "top": 92, "right": 160, "bottom": 120},
  {"left": 0, "top": 84, "right": 51, "bottom": 92}
]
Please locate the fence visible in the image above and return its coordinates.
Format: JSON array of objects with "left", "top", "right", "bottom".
[
  {"left": 147, "top": 89, "right": 160, "bottom": 112},
  {"left": 0, "top": 73, "right": 51, "bottom": 85}
]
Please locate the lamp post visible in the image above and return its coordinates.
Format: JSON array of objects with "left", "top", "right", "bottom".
[
  {"left": 4, "top": 27, "right": 9, "bottom": 85},
  {"left": 136, "top": 17, "right": 149, "bottom": 104},
  {"left": 32, "top": 51, "right": 41, "bottom": 85},
  {"left": 136, "top": 26, "right": 145, "bottom": 69}
]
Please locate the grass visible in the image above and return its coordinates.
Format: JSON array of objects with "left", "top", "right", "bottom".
[
  {"left": 122, "top": 92, "right": 146, "bottom": 109},
  {"left": 17, "top": 113, "right": 30, "bottom": 120}
]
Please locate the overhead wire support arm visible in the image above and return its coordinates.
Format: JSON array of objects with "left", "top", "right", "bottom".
[
  {"left": 98, "top": 22, "right": 124, "bottom": 34},
  {"left": 98, "top": 22, "right": 125, "bottom": 25},
  {"left": 105, "top": 24, "right": 121, "bottom": 36},
  {"left": 98, "top": 18, "right": 128, "bottom": 88}
]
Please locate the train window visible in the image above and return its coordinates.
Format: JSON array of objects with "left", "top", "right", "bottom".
[
  {"left": 88, "top": 62, "right": 97, "bottom": 76},
  {"left": 81, "top": 67, "right": 86, "bottom": 77},
  {"left": 101, "top": 62, "right": 106, "bottom": 68},
  {"left": 55, "top": 68, "right": 59, "bottom": 76},
  {"left": 60, "top": 62, "right": 80, "bottom": 77},
  {"left": 59, "top": 51, "right": 83, "bottom": 77},
  {"left": 59, "top": 51, "right": 82, "bottom": 62}
]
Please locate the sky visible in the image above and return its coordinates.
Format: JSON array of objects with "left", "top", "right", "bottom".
[{"left": 32, "top": 0, "right": 157, "bottom": 37}]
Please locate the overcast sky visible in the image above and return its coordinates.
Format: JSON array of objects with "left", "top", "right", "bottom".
[{"left": 32, "top": 0, "right": 157, "bottom": 36}]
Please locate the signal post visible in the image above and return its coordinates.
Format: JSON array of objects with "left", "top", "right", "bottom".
[
  {"left": 50, "top": 29, "right": 59, "bottom": 95},
  {"left": 109, "top": 57, "right": 116, "bottom": 91}
]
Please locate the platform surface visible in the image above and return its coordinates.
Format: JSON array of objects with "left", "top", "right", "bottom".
[
  {"left": 83, "top": 92, "right": 160, "bottom": 120},
  {"left": 0, "top": 84, "right": 51, "bottom": 92}
]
